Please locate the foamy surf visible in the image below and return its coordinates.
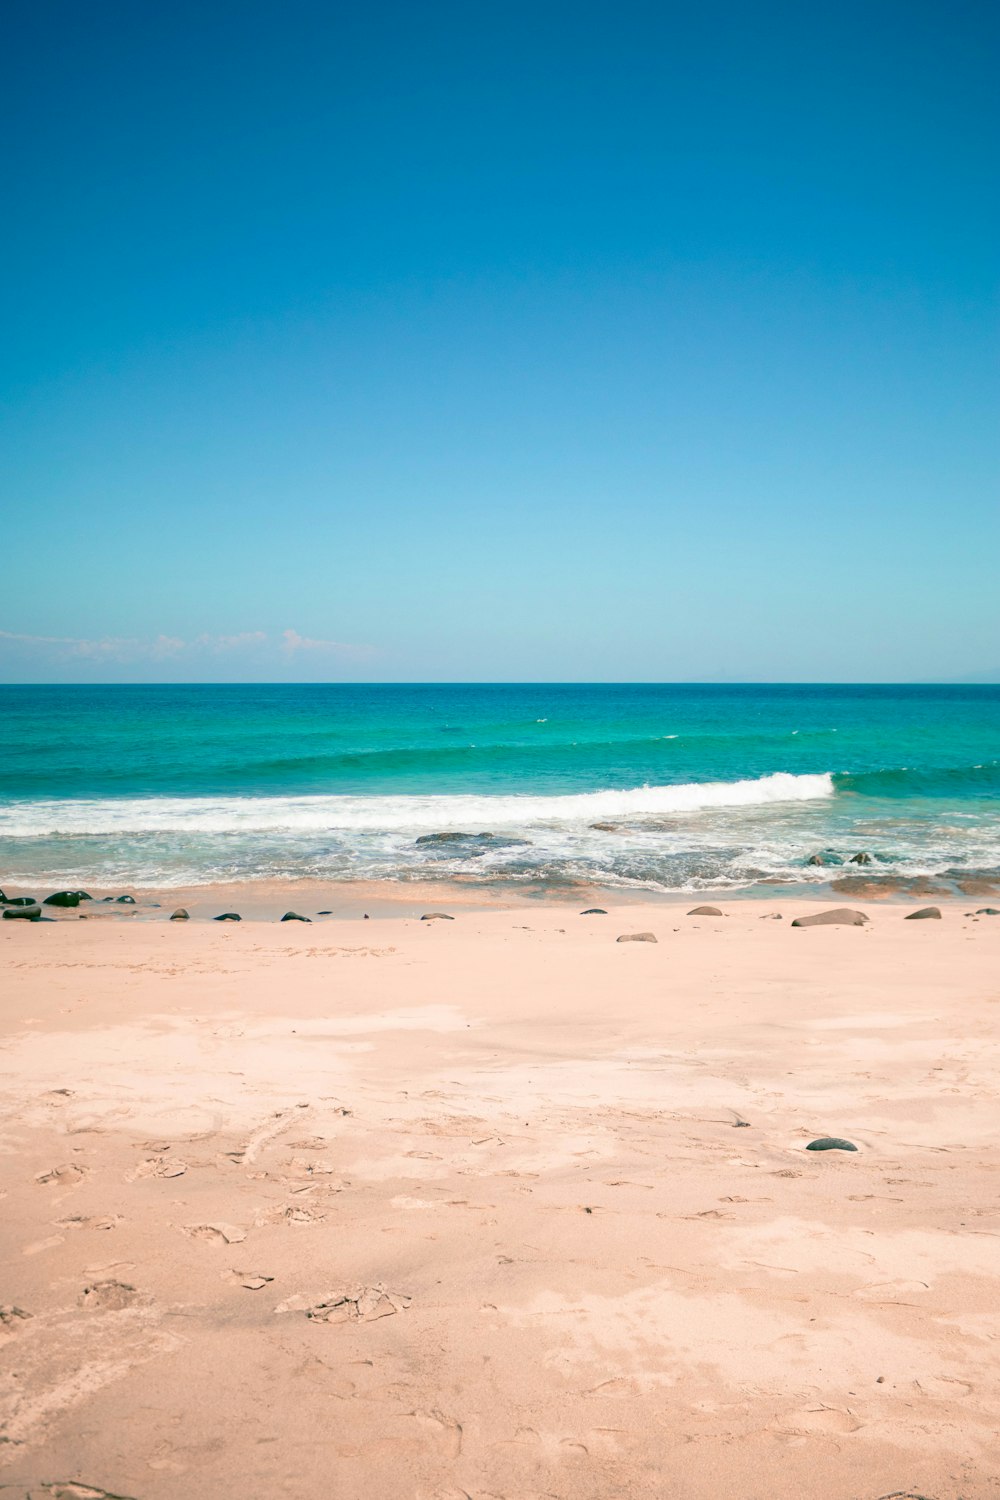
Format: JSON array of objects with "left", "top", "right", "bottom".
[{"left": 0, "top": 771, "right": 835, "bottom": 837}]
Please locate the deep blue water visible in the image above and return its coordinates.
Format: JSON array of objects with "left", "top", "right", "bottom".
[{"left": 1, "top": 683, "right": 998, "bottom": 892}]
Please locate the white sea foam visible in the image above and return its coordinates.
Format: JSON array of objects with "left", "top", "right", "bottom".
[{"left": 0, "top": 771, "right": 835, "bottom": 837}]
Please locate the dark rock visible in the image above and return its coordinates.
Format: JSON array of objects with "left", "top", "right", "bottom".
[
  {"left": 806, "top": 852, "right": 843, "bottom": 866},
  {"left": 3, "top": 903, "right": 41, "bottom": 921},
  {"left": 214, "top": 913, "right": 241, "bottom": 922},
  {"left": 905, "top": 906, "right": 941, "bottom": 920},
  {"left": 590, "top": 823, "right": 619, "bottom": 833},
  {"left": 421, "top": 912, "right": 454, "bottom": 921},
  {"left": 791, "top": 908, "right": 869, "bottom": 928},
  {"left": 975, "top": 908, "right": 1000, "bottom": 916},
  {"left": 617, "top": 932, "right": 657, "bottom": 943},
  {"left": 115, "top": 894, "right": 137, "bottom": 904},
  {"left": 169, "top": 908, "right": 190, "bottom": 921},
  {"left": 43, "top": 891, "right": 92, "bottom": 908},
  {"left": 849, "top": 852, "right": 874, "bottom": 865},
  {"left": 415, "top": 831, "right": 472, "bottom": 844},
  {"left": 280, "top": 911, "right": 311, "bottom": 922},
  {"left": 580, "top": 908, "right": 607, "bottom": 915},
  {"left": 317, "top": 910, "right": 333, "bottom": 914},
  {"left": 688, "top": 905, "right": 722, "bottom": 916},
  {"left": 805, "top": 1137, "right": 858, "bottom": 1152},
  {"left": 2, "top": 895, "right": 38, "bottom": 907}
]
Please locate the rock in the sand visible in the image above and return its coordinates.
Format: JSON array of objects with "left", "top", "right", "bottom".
[
  {"left": 975, "top": 908, "right": 1000, "bottom": 916},
  {"left": 43, "top": 890, "right": 92, "bottom": 907},
  {"left": 3, "top": 903, "right": 41, "bottom": 921},
  {"left": 688, "top": 905, "right": 722, "bottom": 916},
  {"left": 806, "top": 1137, "right": 858, "bottom": 1152},
  {"left": 905, "top": 906, "right": 941, "bottom": 920},
  {"left": 169, "top": 908, "right": 190, "bottom": 921},
  {"left": 115, "top": 894, "right": 137, "bottom": 904},
  {"left": 791, "top": 908, "right": 869, "bottom": 928},
  {"left": 617, "top": 931, "right": 657, "bottom": 943},
  {"left": 281, "top": 911, "right": 311, "bottom": 922},
  {"left": 421, "top": 912, "right": 454, "bottom": 921},
  {"left": 2, "top": 894, "right": 37, "bottom": 907},
  {"left": 580, "top": 907, "right": 607, "bottom": 915},
  {"left": 214, "top": 912, "right": 242, "bottom": 922},
  {"left": 849, "top": 851, "right": 874, "bottom": 865}
]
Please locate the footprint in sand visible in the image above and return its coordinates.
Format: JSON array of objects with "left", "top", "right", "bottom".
[
  {"left": 0, "top": 1305, "right": 32, "bottom": 1340},
  {"left": 126, "top": 1156, "right": 188, "bottom": 1181},
  {"left": 78, "top": 1279, "right": 147, "bottom": 1311},
  {"left": 35, "top": 1164, "right": 89, "bottom": 1188},
  {"left": 56, "top": 1212, "right": 123, "bottom": 1232},
  {"left": 409, "top": 1408, "right": 463, "bottom": 1458},
  {"left": 915, "top": 1375, "right": 973, "bottom": 1399},
  {"left": 181, "top": 1222, "right": 247, "bottom": 1245},
  {"left": 254, "top": 1202, "right": 326, "bottom": 1226},
  {"left": 23, "top": 1233, "right": 66, "bottom": 1256},
  {"left": 221, "top": 1268, "right": 274, "bottom": 1290},
  {"left": 306, "top": 1284, "right": 411, "bottom": 1323},
  {"left": 778, "top": 1406, "right": 863, "bottom": 1434}
]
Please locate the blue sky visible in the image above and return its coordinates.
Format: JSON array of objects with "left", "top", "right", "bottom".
[{"left": 1, "top": 0, "right": 997, "bottom": 682}]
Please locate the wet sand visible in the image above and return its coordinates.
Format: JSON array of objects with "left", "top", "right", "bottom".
[{"left": 2, "top": 898, "right": 1000, "bottom": 1498}]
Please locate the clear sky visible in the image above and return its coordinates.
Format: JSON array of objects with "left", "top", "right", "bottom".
[{"left": 1, "top": 0, "right": 997, "bottom": 683}]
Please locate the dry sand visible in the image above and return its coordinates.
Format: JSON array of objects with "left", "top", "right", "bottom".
[{"left": 2, "top": 897, "right": 999, "bottom": 1499}]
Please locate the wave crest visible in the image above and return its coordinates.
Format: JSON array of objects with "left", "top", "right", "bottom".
[{"left": 0, "top": 772, "right": 834, "bottom": 837}]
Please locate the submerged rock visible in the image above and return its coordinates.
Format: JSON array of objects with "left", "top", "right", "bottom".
[
  {"left": 791, "top": 908, "right": 869, "bottom": 928},
  {"left": 414, "top": 831, "right": 529, "bottom": 856},
  {"left": 905, "top": 906, "right": 941, "bottom": 920},
  {"left": 590, "top": 822, "right": 619, "bottom": 833},
  {"left": 3, "top": 903, "right": 41, "bottom": 921},
  {"left": 616, "top": 932, "right": 657, "bottom": 943},
  {"left": 806, "top": 852, "right": 843, "bottom": 866},
  {"left": 280, "top": 911, "right": 311, "bottom": 922},
  {"left": 214, "top": 912, "right": 241, "bottom": 922},
  {"left": 806, "top": 1137, "right": 858, "bottom": 1152},
  {"left": 688, "top": 905, "right": 722, "bottom": 916},
  {"left": 580, "top": 907, "right": 607, "bottom": 915},
  {"left": 169, "top": 908, "right": 190, "bottom": 921},
  {"left": 115, "top": 894, "right": 137, "bottom": 904},
  {"left": 43, "top": 890, "right": 92, "bottom": 908},
  {"left": 848, "top": 852, "right": 875, "bottom": 865}
]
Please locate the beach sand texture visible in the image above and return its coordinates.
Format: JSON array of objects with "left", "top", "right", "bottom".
[{"left": 2, "top": 900, "right": 999, "bottom": 1498}]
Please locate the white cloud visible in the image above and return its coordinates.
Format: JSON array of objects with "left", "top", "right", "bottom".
[{"left": 281, "top": 628, "right": 374, "bottom": 657}]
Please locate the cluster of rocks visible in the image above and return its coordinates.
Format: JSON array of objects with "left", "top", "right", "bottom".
[
  {"left": 1, "top": 888, "right": 141, "bottom": 921},
  {"left": 805, "top": 850, "right": 879, "bottom": 867}
]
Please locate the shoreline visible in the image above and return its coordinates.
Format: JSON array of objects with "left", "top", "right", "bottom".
[{"left": 4, "top": 871, "right": 997, "bottom": 923}]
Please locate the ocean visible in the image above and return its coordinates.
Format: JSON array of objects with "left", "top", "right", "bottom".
[{"left": 1, "top": 683, "right": 998, "bottom": 895}]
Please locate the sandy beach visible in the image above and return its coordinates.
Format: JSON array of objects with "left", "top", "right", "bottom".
[{"left": 1, "top": 896, "right": 998, "bottom": 1498}]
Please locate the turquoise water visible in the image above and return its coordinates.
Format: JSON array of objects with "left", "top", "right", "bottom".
[{"left": 1, "top": 683, "right": 998, "bottom": 892}]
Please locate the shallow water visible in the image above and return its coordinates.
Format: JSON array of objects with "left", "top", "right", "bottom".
[{"left": 1, "top": 683, "right": 998, "bottom": 892}]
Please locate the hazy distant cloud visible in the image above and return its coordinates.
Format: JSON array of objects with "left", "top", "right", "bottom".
[
  {"left": 194, "top": 630, "right": 269, "bottom": 653},
  {"left": 0, "top": 628, "right": 160, "bottom": 661},
  {"left": 1, "top": 627, "right": 374, "bottom": 666},
  {"left": 281, "top": 628, "right": 375, "bottom": 657}
]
